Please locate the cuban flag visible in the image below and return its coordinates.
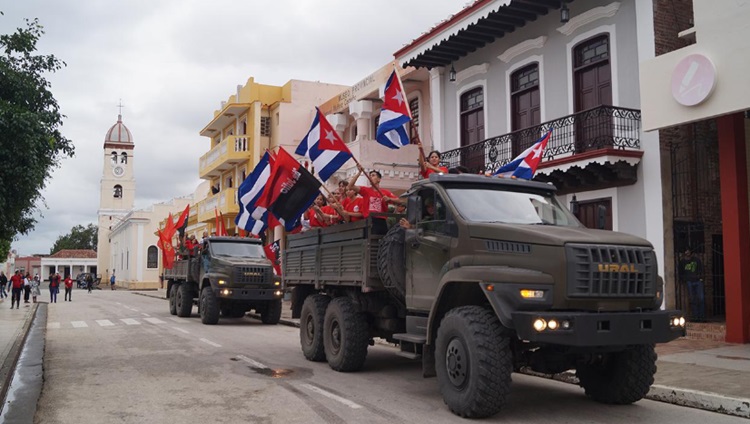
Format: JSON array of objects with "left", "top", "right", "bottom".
[
  {"left": 236, "top": 152, "right": 273, "bottom": 235},
  {"left": 295, "top": 108, "right": 352, "bottom": 182},
  {"left": 375, "top": 70, "right": 412, "bottom": 149},
  {"left": 493, "top": 129, "right": 552, "bottom": 180}
]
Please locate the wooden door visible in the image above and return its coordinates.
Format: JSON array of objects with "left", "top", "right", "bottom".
[
  {"left": 460, "top": 88, "right": 485, "bottom": 170},
  {"left": 576, "top": 198, "right": 612, "bottom": 230},
  {"left": 574, "top": 35, "right": 612, "bottom": 153},
  {"left": 511, "top": 63, "right": 541, "bottom": 156}
]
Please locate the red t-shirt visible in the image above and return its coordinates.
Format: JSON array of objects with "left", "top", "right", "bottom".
[
  {"left": 50, "top": 275, "right": 60, "bottom": 288},
  {"left": 10, "top": 274, "right": 23, "bottom": 289},
  {"left": 358, "top": 186, "right": 396, "bottom": 218},
  {"left": 344, "top": 196, "right": 364, "bottom": 222},
  {"left": 420, "top": 166, "right": 449, "bottom": 179},
  {"left": 309, "top": 206, "right": 340, "bottom": 227},
  {"left": 64, "top": 278, "right": 73, "bottom": 289}
]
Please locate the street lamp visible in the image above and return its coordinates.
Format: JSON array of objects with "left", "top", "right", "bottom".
[
  {"left": 449, "top": 63, "right": 457, "bottom": 82},
  {"left": 560, "top": 1, "right": 570, "bottom": 23}
]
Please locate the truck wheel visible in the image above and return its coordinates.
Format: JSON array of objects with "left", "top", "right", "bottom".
[
  {"left": 199, "top": 286, "right": 220, "bottom": 325},
  {"left": 168, "top": 284, "right": 177, "bottom": 316},
  {"left": 576, "top": 344, "right": 657, "bottom": 404},
  {"left": 300, "top": 294, "right": 330, "bottom": 362},
  {"left": 323, "top": 297, "right": 369, "bottom": 372},
  {"left": 435, "top": 306, "right": 511, "bottom": 418},
  {"left": 261, "top": 299, "right": 282, "bottom": 324},
  {"left": 175, "top": 284, "right": 193, "bottom": 317},
  {"left": 377, "top": 224, "right": 406, "bottom": 306}
]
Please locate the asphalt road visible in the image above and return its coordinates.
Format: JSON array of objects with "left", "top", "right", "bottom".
[{"left": 31, "top": 291, "right": 747, "bottom": 424}]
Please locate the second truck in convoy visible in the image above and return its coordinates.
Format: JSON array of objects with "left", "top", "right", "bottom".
[{"left": 282, "top": 173, "right": 685, "bottom": 418}]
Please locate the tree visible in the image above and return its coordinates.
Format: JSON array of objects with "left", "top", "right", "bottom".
[
  {"left": 50, "top": 224, "right": 97, "bottom": 254},
  {"left": 0, "top": 14, "right": 74, "bottom": 252}
]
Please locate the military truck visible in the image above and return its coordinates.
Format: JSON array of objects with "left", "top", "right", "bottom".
[
  {"left": 164, "top": 237, "right": 283, "bottom": 325},
  {"left": 283, "top": 174, "right": 685, "bottom": 418}
]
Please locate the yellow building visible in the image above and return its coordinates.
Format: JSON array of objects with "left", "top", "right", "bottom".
[{"left": 196, "top": 77, "right": 348, "bottom": 234}]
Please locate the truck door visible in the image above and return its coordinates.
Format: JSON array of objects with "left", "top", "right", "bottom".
[{"left": 405, "top": 189, "right": 453, "bottom": 311}]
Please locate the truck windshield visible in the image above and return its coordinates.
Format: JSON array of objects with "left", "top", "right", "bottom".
[
  {"left": 210, "top": 242, "right": 265, "bottom": 258},
  {"left": 445, "top": 187, "right": 580, "bottom": 227}
]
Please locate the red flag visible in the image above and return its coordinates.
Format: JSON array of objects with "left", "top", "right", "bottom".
[
  {"left": 219, "top": 211, "right": 228, "bottom": 236},
  {"left": 175, "top": 204, "right": 190, "bottom": 234},
  {"left": 264, "top": 239, "right": 282, "bottom": 276},
  {"left": 157, "top": 215, "right": 176, "bottom": 269}
]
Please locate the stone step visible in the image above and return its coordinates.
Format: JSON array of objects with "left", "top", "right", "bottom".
[{"left": 685, "top": 322, "right": 726, "bottom": 342}]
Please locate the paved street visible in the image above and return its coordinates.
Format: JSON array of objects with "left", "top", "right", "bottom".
[{"left": 19, "top": 291, "right": 746, "bottom": 423}]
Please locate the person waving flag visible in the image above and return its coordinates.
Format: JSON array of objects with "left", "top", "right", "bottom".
[
  {"left": 375, "top": 69, "right": 412, "bottom": 149},
  {"left": 236, "top": 151, "right": 275, "bottom": 236},
  {"left": 295, "top": 107, "right": 352, "bottom": 182},
  {"left": 493, "top": 129, "right": 552, "bottom": 180}
]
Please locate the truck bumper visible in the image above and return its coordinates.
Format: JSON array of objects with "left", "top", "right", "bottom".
[
  {"left": 215, "top": 287, "right": 283, "bottom": 301},
  {"left": 511, "top": 310, "right": 686, "bottom": 346}
]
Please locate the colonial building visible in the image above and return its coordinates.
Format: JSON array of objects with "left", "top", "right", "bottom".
[{"left": 40, "top": 249, "right": 97, "bottom": 281}]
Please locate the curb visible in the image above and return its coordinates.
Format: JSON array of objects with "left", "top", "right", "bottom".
[
  {"left": 132, "top": 291, "right": 750, "bottom": 418},
  {"left": 0, "top": 303, "right": 40, "bottom": 416}
]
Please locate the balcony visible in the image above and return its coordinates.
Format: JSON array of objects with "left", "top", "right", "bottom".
[
  {"left": 441, "top": 105, "right": 644, "bottom": 194},
  {"left": 199, "top": 135, "right": 252, "bottom": 179},
  {"left": 196, "top": 187, "right": 239, "bottom": 224}
]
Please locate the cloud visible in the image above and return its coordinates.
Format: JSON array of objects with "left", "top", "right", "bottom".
[{"left": 1, "top": 0, "right": 461, "bottom": 255}]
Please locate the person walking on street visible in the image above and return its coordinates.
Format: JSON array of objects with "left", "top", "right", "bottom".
[
  {"left": 49, "top": 272, "right": 61, "bottom": 303},
  {"left": 23, "top": 273, "right": 31, "bottom": 304},
  {"left": 31, "top": 274, "right": 41, "bottom": 303},
  {"left": 110, "top": 272, "right": 116, "bottom": 290},
  {"left": 10, "top": 271, "right": 23, "bottom": 309},
  {"left": 0, "top": 271, "right": 7, "bottom": 302},
  {"left": 86, "top": 273, "right": 93, "bottom": 293},
  {"left": 680, "top": 249, "right": 705, "bottom": 322},
  {"left": 64, "top": 274, "right": 73, "bottom": 301}
]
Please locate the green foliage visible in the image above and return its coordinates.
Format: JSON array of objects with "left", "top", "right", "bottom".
[
  {"left": 0, "top": 238, "right": 10, "bottom": 259},
  {"left": 50, "top": 223, "right": 97, "bottom": 254},
  {"left": 0, "top": 16, "right": 74, "bottom": 245}
]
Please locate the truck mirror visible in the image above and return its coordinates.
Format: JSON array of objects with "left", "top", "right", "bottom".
[{"left": 407, "top": 195, "right": 421, "bottom": 224}]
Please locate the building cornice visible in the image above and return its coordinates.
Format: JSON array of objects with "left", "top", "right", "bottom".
[
  {"left": 557, "top": 2, "right": 621, "bottom": 36},
  {"left": 498, "top": 36, "right": 547, "bottom": 63}
]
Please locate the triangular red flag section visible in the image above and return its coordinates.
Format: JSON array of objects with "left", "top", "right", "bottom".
[
  {"left": 381, "top": 70, "right": 411, "bottom": 118},
  {"left": 316, "top": 108, "right": 350, "bottom": 153}
]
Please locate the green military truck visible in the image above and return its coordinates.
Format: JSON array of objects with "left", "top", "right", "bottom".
[
  {"left": 283, "top": 174, "right": 685, "bottom": 418},
  {"left": 165, "top": 236, "right": 283, "bottom": 325}
]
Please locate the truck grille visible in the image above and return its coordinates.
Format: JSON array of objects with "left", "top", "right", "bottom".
[
  {"left": 233, "top": 266, "right": 272, "bottom": 285},
  {"left": 566, "top": 244, "right": 656, "bottom": 298}
]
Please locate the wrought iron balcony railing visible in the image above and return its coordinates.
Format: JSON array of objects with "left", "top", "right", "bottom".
[{"left": 441, "top": 105, "right": 642, "bottom": 174}]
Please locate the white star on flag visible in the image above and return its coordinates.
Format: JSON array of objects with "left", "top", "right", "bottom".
[
  {"left": 532, "top": 146, "right": 543, "bottom": 159},
  {"left": 392, "top": 89, "right": 404, "bottom": 106},
  {"left": 324, "top": 129, "right": 336, "bottom": 143}
]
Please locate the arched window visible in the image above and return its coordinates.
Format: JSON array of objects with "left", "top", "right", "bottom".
[
  {"left": 111, "top": 151, "right": 118, "bottom": 165},
  {"left": 113, "top": 185, "right": 123, "bottom": 198},
  {"left": 121, "top": 152, "right": 128, "bottom": 164},
  {"left": 573, "top": 34, "right": 612, "bottom": 152},
  {"left": 147, "top": 246, "right": 158, "bottom": 268},
  {"left": 460, "top": 87, "right": 484, "bottom": 147}
]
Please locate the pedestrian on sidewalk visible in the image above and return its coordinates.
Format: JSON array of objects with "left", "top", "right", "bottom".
[
  {"left": 31, "top": 274, "right": 41, "bottom": 303},
  {"left": 10, "top": 270, "right": 23, "bottom": 309},
  {"left": 63, "top": 274, "right": 73, "bottom": 301},
  {"left": 23, "top": 273, "right": 31, "bottom": 304},
  {"left": 0, "top": 271, "right": 7, "bottom": 302},
  {"left": 680, "top": 249, "right": 705, "bottom": 322},
  {"left": 49, "top": 272, "right": 61, "bottom": 303},
  {"left": 86, "top": 273, "right": 93, "bottom": 293},
  {"left": 110, "top": 272, "right": 116, "bottom": 290}
]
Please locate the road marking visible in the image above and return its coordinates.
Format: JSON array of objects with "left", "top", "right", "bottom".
[
  {"left": 121, "top": 318, "right": 140, "bottom": 325},
  {"left": 47, "top": 322, "right": 60, "bottom": 329},
  {"left": 142, "top": 313, "right": 150, "bottom": 317},
  {"left": 169, "top": 317, "right": 182, "bottom": 323},
  {"left": 301, "top": 384, "right": 362, "bottom": 409},
  {"left": 199, "top": 338, "right": 221, "bottom": 348},
  {"left": 236, "top": 355, "right": 268, "bottom": 369},
  {"left": 96, "top": 320, "right": 114, "bottom": 327},
  {"left": 71, "top": 321, "right": 88, "bottom": 328},
  {"left": 172, "top": 327, "right": 189, "bottom": 334},
  {"left": 143, "top": 317, "right": 166, "bottom": 325}
]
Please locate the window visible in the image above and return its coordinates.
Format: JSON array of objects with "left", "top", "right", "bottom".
[
  {"left": 510, "top": 63, "right": 541, "bottom": 155},
  {"left": 147, "top": 246, "right": 158, "bottom": 268},
  {"left": 409, "top": 97, "right": 420, "bottom": 141},
  {"left": 113, "top": 185, "right": 123, "bottom": 198},
  {"left": 260, "top": 117, "right": 271, "bottom": 137},
  {"left": 111, "top": 151, "right": 118, "bottom": 165},
  {"left": 121, "top": 152, "right": 127, "bottom": 164},
  {"left": 573, "top": 34, "right": 612, "bottom": 152},
  {"left": 241, "top": 120, "right": 247, "bottom": 135},
  {"left": 460, "top": 87, "right": 484, "bottom": 147},
  {"left": 417, "top": 189, "right": 448, "bottom": 234}
]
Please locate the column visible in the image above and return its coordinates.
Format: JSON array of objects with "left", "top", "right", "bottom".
[
  {"left": 349, "top": 100, "right": 373, "bottom": 141},
  {"left": 718, "top": 112, "right": 750, "bottom": 343},
  {"left": 429, "top": 67, "right": 445, "bottom": 152}
]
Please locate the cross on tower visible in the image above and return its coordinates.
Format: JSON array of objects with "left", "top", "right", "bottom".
[{"left": 117, "top": 99, "right": 125, "bottom": 116}]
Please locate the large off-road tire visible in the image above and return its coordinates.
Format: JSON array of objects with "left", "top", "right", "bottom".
[
  {"left": 168, "top": 284, "right": 177, "bottom": 316},
  {"left": 175, "top": 283, "right": 193, "bottom": 317},
  {"left": 300, "top": 294, "right": 330, "bottom": 362},
  {"left": 199, "top": 286, "right": 220, "bottom": 325},
  {"left": 377, "top": 224, "right": 406, "bottom": 306},
  {"left": 323, "top": 297, "right": 369, "bottom": 372},
  {"left": 435, "top": 306, "right": 512, "bottom": 418},
  {"left": 576, "top": 344, "right": 657, "bottom": 404},
  {"left": 261, "top": 299, "right": 282, "bottom": 325}
]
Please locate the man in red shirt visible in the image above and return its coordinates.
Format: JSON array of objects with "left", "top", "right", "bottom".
[
  {"left": 64, "top": 274, "right": 74, "bottom": 302},
  {"left": 339, "top": 187, "right": 364, "bottom": 222},
  {"left": 348, "top": 166, "right": 397, "bottom": 234},
  {"left": 9, "top": 270, "right": 23, "bottom": 309}
]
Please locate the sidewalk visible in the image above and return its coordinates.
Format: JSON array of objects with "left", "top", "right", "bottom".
[
  {"left": 118, "top": 292, "right": 750, "bottom": 417},
  {"left": 0, "top": 299, "right": 38, "bottom": 415}
]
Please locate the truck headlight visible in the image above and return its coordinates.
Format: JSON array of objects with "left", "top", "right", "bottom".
[
  {"left": 274, "top": 290, "right": 283, "bottom": 296},
  {"left": 533, "top": 318, "right": 547, "bottom": 332},
  {"left": 218, "top": 279, "right": 227, "bottom": 286},
  {"left": 520, "top": 289, "right": 545, "bottom": 299}
]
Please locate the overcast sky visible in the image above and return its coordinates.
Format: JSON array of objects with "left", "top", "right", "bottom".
[{"left": 2, "top": 0, "right": 464, "bottom": 256}]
